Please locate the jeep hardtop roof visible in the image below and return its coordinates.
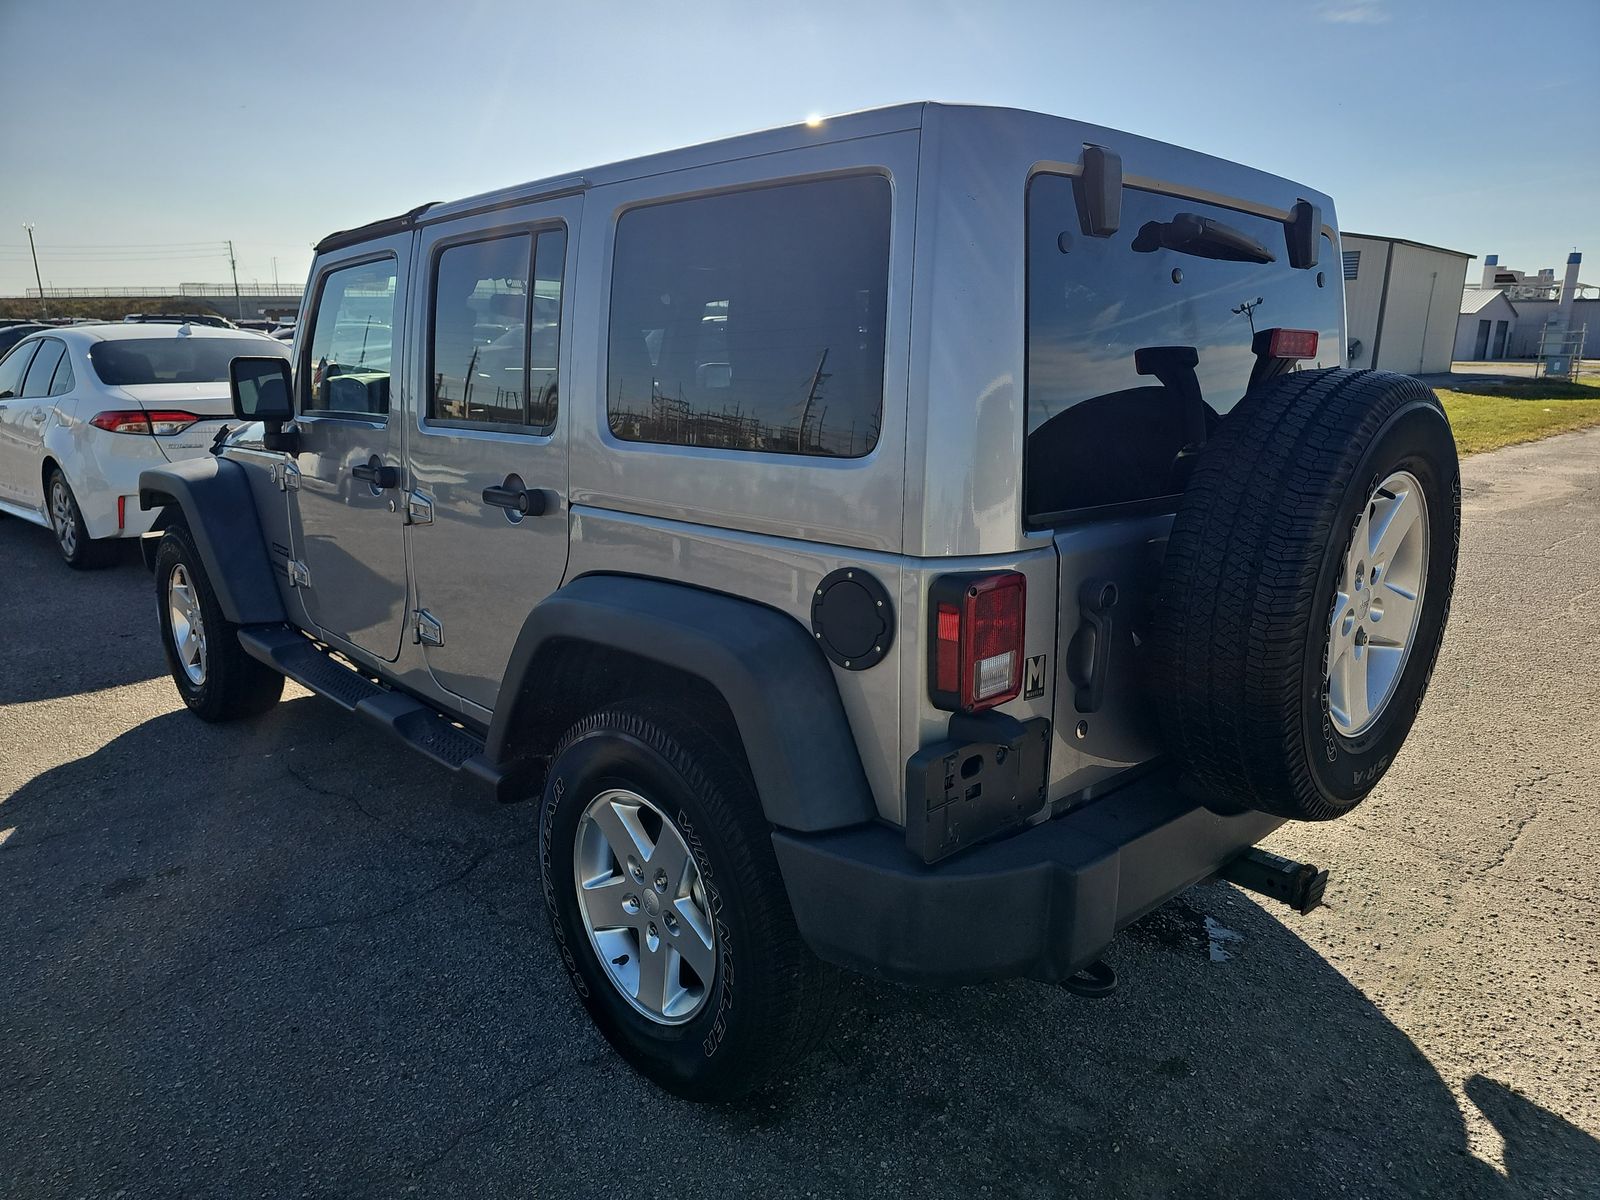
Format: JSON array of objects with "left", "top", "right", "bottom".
[{"left": 314, "top": 102, "right": 1336, "bottom": 254}]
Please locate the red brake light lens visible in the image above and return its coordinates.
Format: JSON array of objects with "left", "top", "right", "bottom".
[
  {"left": 1266, "top": 328, "right": 1319, "bottom": 360},
  {"left": 145, "top": 410, "right": 200, "bottom": 435},
  {"left": 89, "top": 410, "right": 152, "bottom": 434},
  {"left": 928, "top": 571, "right": 1027, "bottom": 712},
  {"left": 88, "top": 410, "right": 198, "bottom": 435}
]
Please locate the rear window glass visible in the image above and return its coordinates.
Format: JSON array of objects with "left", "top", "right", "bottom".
[
  {"left": 90, "top": 337, "right": 283, "bottom": 386},
  {"left": 607, "top": 174, "right": 891, "bottom": 458},
  {"left": 1025, "top": 175, "right": 1340, "bottom": 521}
]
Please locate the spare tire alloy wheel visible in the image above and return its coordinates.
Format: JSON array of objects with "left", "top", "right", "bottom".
[
  {"left": 1155, "top": 370, "right": 1460, "bottom": 822},
  {"left": 574, "top": 787, "right": 718, "bottom": 1025},
  {"left": 1326, "top": 470, "right": 1429, "bottom": 737}
]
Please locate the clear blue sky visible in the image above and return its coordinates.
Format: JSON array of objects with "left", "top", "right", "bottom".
[{"left": 1, "top": 0, "right": 1594, "bottom": 294}]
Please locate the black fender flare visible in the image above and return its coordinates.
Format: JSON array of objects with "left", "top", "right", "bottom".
[
  {"left": 487, "top": 575, "right": 878, "bottom": 833},
  {"left": 138, "top": 456, "right": 286, "bottom": 626}
]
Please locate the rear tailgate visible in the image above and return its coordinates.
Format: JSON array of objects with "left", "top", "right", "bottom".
[{"left": 1024, "top": 169, "right": 1345, "bottom": 803}]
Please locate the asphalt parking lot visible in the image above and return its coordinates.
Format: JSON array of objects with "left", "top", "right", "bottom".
[{"left": 4, "top": 432, "right": 1598, "bottom": 1199}]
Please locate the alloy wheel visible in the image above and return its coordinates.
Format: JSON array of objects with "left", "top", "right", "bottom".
[
  {"left": 167, "top": 563, "right": 208, "bottom": 686},
  {"left": 1326, "top": 470, "right": 1430, "bottom": 737},
  {"left": 573, "top": 787, "right": 717, "bottom": 1024}
]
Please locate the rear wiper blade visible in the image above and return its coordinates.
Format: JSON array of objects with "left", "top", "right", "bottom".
[{"left": 1132, "top": 213, "right": 1276, "bottom": 264}]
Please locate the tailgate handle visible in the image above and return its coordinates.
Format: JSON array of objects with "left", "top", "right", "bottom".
[{"left": 1069, "top": 578, "right": 1119, "bottom": 714}]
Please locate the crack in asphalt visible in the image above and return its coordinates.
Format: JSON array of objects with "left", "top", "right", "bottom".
[
  {"left": 376, "top": 1050, "right": 612, "bottom": 1185},
  {"left": 74, "top": 841, "right": 510, "bottom": 1038}
]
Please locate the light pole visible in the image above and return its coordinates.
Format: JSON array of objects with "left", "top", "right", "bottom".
[
  {"left": 227, "top": 239, "right": 244, "bottom": 320},
  {"left": 22, "top": 223, "right": 47, "bottom": 319}
]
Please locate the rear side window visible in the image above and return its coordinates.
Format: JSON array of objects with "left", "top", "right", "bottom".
[
  {"left": 606, "top": 174, "right": 891, "bottom": 458},
  {"left": 303, "top": 258, "right": 397, "bottom": 416},
  {"left": 49, "top": 349, "right": 74, "bottom": 395},
  {"left": 429, "top": 227, "right": 566, "bottom": 432},
  {"left": 1025, "top": 174, "right": 1340, "bottom": 521},
  {"left": 20, "top": 339, "right": 65, "bottom": 397},
  {"left": 0, "top": 341, "right": 39, "bottom": 398},
  {"left": 89, "top": 337, "right": 282, "bottom": 386}
]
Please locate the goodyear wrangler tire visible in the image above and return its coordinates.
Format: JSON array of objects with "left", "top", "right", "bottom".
[
  {"left": 538, "top": 705, "right": 836, "bottom": 1101},
  {"left": 1153, "top": 369, "right": 1460, "bottom": 821}
]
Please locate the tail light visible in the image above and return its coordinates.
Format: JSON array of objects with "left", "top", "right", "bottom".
[
  {"left": 1263, "top": 328, "right": 1319, "bottom": 360},
  {"left": 929, "top": 571, "right": 1026, "bottom": 712},
  {"left": 89, "top": 410, "right": 199, "bottom": 436}
]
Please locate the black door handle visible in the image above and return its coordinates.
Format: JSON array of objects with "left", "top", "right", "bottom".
[
  {"left": 482, "top": 483, "right": 548, "bottom": 516},
  {"left": 352, "top": 462, "right": 401, "bottom": 489}
]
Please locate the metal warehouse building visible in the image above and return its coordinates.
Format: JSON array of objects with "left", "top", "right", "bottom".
[{"left": 1342, "top": 233, "right": 1473, "bottom": 375}]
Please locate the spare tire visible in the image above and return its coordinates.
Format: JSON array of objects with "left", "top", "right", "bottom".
[{"left": 1153, "top": 369, "right": 1459, "bottom": 820}]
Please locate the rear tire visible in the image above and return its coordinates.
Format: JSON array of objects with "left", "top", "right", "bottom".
[
  {"left": 538, "top": 704, "right": 836, "bottom": 1101},
  {"left": 47, "top": 468, "right": 114, "bottom": 570},
  {"left": 155, "top": 523, "right": 284, "bottom": 722},
  {"left": 1153, "top": 369, "right": 1460, "bottom": 820}
]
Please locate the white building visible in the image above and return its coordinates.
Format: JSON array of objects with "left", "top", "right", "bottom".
[
  {"left": 1455, "top": 287, "right": 1518, "bottom": 361},
  {"left": 1342, "top": 233, "right": 1473, "bottom": 375},
  {"left": 1458, "top": 252, "right": 1593, "bottom": 364}
]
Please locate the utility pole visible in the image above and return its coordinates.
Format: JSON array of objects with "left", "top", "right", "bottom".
[
  {"left": 22, "top": 223, "right": 47, "bottom": 319},
  {"left": 271, "top": 256, "right": 279, "bottom": 290},
  {"left": 227, "top": 239, "right": 243, "bottom": 320}
]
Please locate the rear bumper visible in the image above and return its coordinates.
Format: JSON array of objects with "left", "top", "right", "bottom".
[{"left": 772, "top": 769, "right": 1282, "bottom": 987}]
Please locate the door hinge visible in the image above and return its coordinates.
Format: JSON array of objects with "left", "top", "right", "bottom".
[
  {"left": 287, "top": 559, "right": 311, "bottom": 588},
  {"left": 405, "top": 490, "right": 433, "bottom": 526},
  {"left": 272, "top": 460, "right": 301, "bottom": 491},
  {"left": 414, "top": 609, "right": 444, "bottom": 646}
]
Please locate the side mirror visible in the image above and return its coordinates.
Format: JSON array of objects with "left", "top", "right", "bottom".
[{"left": 230, "top": 356, "right": 294, "bottom": 424}]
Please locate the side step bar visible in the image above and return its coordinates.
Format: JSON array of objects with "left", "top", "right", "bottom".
[
  {"left": 1220, "top": 847, "right": 1329, "bottom": 915},
  {"left": 237, "top": 625, "right": 535, "bottom": 802}
]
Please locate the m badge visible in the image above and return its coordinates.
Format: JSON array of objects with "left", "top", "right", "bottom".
[{"left": 1023, "top": 654, "right": 1047, "bottom": 700}]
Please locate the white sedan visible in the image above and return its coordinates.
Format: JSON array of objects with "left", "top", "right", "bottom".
[{"left": 0, "top": 322, "right": 289, "bottom": 568}]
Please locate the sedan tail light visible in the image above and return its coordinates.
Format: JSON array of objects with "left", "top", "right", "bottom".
[
  {"left": 928, "top": 571, "right": 1027, "bottom": 712},
  {"left": 89, "top": 410, "right": 199, "bottom": 436}
]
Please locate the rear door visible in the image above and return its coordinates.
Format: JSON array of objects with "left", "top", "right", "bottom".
[
  {"left": 0, "top": 338, "right": 66, "bottom": 507},
  {"left": 288, "top": 242, "right": 411, "bottom": 661},
  {"left": 405, "top": 200, "right": 576, "bottom": 711},
  {"left": 0, "top": 340, "right": 43, "bottom": 503}
]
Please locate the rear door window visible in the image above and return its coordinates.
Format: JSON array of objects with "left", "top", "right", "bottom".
[
  {"left": 606, "top": 174, "right": 891, "bottom": 458},
  {"left": 427, "top": 227, "right": 566, "bottom": 432},
  {"left": 1025, "top": 175, "right": 1340, "bottom": 522},
  {"left": 20, "top": 339, "right": 65, "bottom": 398}
]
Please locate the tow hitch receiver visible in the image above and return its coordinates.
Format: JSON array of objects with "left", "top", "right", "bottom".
[{"left": 1221, "top": 847, "right": 1328, "bottom": 915}]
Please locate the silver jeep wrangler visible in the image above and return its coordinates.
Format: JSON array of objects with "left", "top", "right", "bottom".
[{"left": 140, "top": 103, "right": 1459, "bottom": 1100}]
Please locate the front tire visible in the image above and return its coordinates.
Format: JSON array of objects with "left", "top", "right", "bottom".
[
  {"left": 154, "top": 523, "right": 284, "bottom": 722},
  {"left": 47, "top": 468, "right": 114, "bottom": 570},
  {"left": 538, "top": 705, "right": 835, "bottom": 1101}
]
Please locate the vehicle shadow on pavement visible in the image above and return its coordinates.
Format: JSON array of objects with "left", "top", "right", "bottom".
[
  {"left": 3, "top": 696, "right": 1595, "bottom": 1200},
  {"left": 0, "top": 517, "right": 162, "bottom": 705}
]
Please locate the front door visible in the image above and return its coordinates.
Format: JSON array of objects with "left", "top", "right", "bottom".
[
  {"left": 289, "top": 242, "right": 412, "bottom": 661},
  {"left": 405, "top": 201, "right": 576, "bottom": 711}
]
